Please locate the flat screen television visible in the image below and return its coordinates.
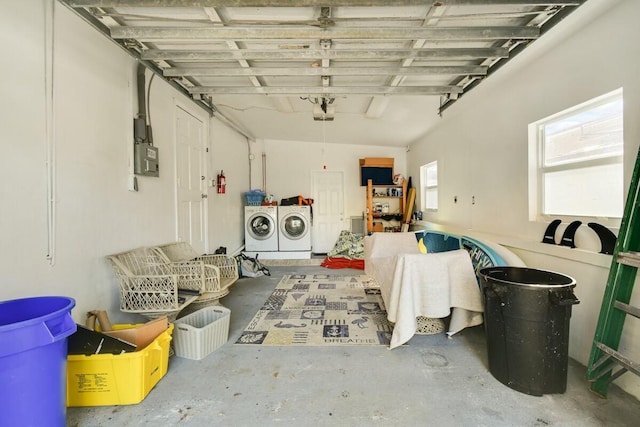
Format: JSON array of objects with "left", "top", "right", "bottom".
[{"left": 360, "top": 167, "right": 393, "bottom": 186}]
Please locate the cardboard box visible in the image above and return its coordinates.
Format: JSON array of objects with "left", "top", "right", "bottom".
[{"left": 101, "top": 316, "right": 168, "bottom": 350}]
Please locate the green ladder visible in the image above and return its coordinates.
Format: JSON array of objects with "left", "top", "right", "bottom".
[{"left": 586, "top": 145, "right": 640, "bottom": 397}]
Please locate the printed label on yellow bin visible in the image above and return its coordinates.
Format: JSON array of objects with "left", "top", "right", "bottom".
[{"left": 73, "top": 373, "right": 110, "bottom": 394}]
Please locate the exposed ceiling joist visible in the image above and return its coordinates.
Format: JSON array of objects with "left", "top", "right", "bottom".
[
  {"left": 110, "top": 26, "right": 540, "bottom": 41},
  {"left": 141, "top": 47, "right": 510, "bottom": 61},
  {"left": 59, "top": 0, "right": 587, "bottom": 124},
  {"left": 68, "top": 1, "right": 585, "bottom": 7},
  {"left": 189, "top": 85, "right": 464, "bottom": 95},
  {"left": 164, "top": 65, "right": 488, "bottom": 77},
  {"left": 202, "top": 6, "right": 265, "bottom": 89}
]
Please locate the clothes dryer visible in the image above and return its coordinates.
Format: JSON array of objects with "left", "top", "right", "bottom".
[
  {"left": 277, "top": 205, "right": 312, "bottom": 251},
  {"left": 244, "top": 206, "right": 278, "bottom": 251}
]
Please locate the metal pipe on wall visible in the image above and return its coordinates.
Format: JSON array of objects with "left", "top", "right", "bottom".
[
  {"left": 262, "top": 152, "right": 267, "bottom": 193},
  {"left": 212, "top": 108, "right": 253, "bottom": 141},
  {"left": 246, "top": 138, "right": 252, "bottom": 190},
  {"left": 45, "top": 0, "right": 56, "bottom": 265}
]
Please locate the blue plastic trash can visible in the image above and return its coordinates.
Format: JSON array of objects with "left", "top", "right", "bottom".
[{"left": 0, "top": 296, "right": 76, "bottom": 427}]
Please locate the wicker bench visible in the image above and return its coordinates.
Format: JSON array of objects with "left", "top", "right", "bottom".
[
  {"left": 107, "top": 246, "right": 217, "bottom": 321},
  {"left": 153, "top": 242, "right": 239, "bottom": 308}
]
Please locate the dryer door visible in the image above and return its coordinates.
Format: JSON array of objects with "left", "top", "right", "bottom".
[
  {"left": 247, "top": 212, "right": 276, "bottom": 240},
  {"left": 281, "top": 213, "right": 309, "bottom": 240}
]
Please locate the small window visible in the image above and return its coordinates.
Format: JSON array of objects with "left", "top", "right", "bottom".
[
  {"left": 420, "top": 161, "right": 438, "bottom": 211},
  {"left": 529, "top": 89, "right": 624, "bottom": 222}
]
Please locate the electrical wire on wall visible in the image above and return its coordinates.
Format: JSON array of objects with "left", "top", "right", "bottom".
[
  {"left": 45, "top": 0, "right": 56, "bottom": 265},
  {"left": 135, "top": 63, "right": 152, "bottom": 145},
  {"left": 145, "top": 71, "right": 155, "bottom": 141}
]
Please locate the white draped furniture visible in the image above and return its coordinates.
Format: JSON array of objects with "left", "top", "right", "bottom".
[{"left": 364, "top": 232, "right": 484, "bottom": 349}]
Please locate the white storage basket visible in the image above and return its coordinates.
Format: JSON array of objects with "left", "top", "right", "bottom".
[{"left": 173, "top": 306, "right": 230, "bottom": 360}]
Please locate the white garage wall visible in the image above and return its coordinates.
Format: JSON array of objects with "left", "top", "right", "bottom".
[
  {"left": 407, "top": 0, "right": 640, "bottom": 398},
  {"left": 208, "top": 116, "right": 251, "bottom": 254},
  {"left": 1, "top": 2, "right": 50, "bottom": 301},
  {"left": 0, "top": 1, "right": 248, "bottom": 324},
  {"left": 253, "top": 138, "right": 407, "bottom": 222},
  {"left": 2, "top": 1, "right": 141, "bottom": 320}
]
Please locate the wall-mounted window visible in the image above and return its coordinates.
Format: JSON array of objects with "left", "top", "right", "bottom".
[
  {"left": 421, "top": 161, "right": 438, "bottom": 211},
  {"left": 529, "top": 89, "right": 624, "bottom": 223}
]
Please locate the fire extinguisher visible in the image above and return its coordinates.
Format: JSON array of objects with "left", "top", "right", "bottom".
[{"left": 217, "top": 170, "right": 226, "bottom": 194}]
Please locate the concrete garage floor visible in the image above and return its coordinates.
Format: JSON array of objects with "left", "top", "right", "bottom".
[{"left": 67, "top": 266, "right": 640, "bottom": 426}]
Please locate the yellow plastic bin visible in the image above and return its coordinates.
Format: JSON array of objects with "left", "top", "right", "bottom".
[{"left": 66, "top": 323, "right": 173, "bottom": 406}]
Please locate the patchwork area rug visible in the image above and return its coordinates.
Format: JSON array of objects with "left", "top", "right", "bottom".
[{"left": 235, "top": 274, "right": 394, "bottom": 346}]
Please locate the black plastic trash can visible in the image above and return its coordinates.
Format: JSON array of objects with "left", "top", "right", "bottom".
[{"left": 479, "top": 267, "right": 579, "bottom": 396}]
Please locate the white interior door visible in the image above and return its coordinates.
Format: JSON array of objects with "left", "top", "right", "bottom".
[
  {"left": 311, "top": 170, "right": 345, "bottom": 253},
  {"left": 175, "top": 105, "right": 207, "bottom": 253}
]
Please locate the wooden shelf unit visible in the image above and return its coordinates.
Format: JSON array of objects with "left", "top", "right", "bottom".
[{"left": 366, "top": 179, "right": 407, "bottom": 233}]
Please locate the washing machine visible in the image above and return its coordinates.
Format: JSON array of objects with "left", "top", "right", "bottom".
[
  {"left": 244, "top": 206, "right": 278, "bottom": 252},
  {"left": 278, "top": 205, "right": 312, "bottom": 251}
]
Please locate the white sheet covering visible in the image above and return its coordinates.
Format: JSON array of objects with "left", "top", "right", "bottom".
[
  {"left": 364, "top": 232, "right": 420, "bottom": 285},
  {"left": 364, "top": 233, "right": 483, "bottom": 349},
  {"left": 386, "top": 251, "right": 483, "bottom": 349}
]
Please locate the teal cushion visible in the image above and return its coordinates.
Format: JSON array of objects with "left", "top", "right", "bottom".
[{"left": 414, "top": 231, "right": 462, "bottom": 253}]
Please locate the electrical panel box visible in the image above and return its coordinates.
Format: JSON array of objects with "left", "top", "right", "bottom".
[{"left": 134, "top": 143, "right": 159, "bottom": 177}]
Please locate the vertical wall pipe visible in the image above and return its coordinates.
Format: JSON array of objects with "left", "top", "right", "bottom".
[
  {"left": 246, "top": 138, "right": 252, "bottom": 190},
  {"left": 45, "top": 0, "right": 56, "bottom": 265},
  {"left": 262, "top": 152, "right": 267, "bottom": 193}
]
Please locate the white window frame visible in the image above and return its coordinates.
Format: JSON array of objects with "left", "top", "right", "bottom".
[
  {"left": 420, "top": 160, "right": 438, "bottom": 212},
  {"left": 528, "top": 88, "right": 624, "bottom": 227}
]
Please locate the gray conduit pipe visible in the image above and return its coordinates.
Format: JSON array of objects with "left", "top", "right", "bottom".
[
  {"left": 210, "top": 109, "right": 255, "bottom": 189},
  {"left": 212, "top": 108, "right": 253, "bottom": 141},
  {"left": 137, "top": 64, "right": 146, "bottom": 124}
]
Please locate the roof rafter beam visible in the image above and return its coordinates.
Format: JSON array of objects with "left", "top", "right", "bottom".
[
  {"left": 189, "top": 86, "right": 463, "bottom": 95},
  {"left": 67, "top": 1, "right": 586, "bottom": 7},
  {"left": 202, "top": 7, "right": 264, "bottom": 88},
  {"left": 386, "top": 3, "right": 446, "bottom": 91},
  {"left": 111, "top": 26, "right": 540, "bottom": 41},
  {"left": 164, "top": 65, "right": 488, "bottom": 77},
  {"left": 141, "top": 47, "right": 509, "bottom": 61}
]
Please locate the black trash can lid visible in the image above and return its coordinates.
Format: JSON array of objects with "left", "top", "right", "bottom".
[{"left": 479, "top": 266, "right": 576, "bottom": 289}]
